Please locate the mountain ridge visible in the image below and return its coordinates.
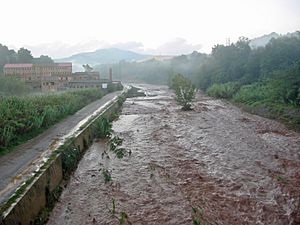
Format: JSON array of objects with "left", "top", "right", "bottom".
[
  {"left": 56, "top": 48, "right": 149, "bottom": 63},
  {"left": 55, "top": 48, "right": 150, "bottom": 71}
]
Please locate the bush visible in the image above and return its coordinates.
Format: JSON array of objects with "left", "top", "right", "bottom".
[
  {"left": 206, "top": 82, "right": 240, "bottom": 99},
  {"left": 93, "top": 117, "right": 112, "bottom": 138},
  {"left": 171, "top": 74, "right": 196, "bottom": 110},
  {"left": 233, "top": 82, "right": 278, "bottom": 105}
]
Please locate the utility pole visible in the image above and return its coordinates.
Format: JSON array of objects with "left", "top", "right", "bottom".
[{"left": 226, "top": 37, "right": 231, "bottom": 46}]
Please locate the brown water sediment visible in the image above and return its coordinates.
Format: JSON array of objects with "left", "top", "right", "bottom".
[{"left": 47, "top": 84, "right": 300, "bottom": 225}]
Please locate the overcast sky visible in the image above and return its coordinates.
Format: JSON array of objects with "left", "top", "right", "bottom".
[{"left": 1, "top": 0, "right": 299, "bottom": 58}]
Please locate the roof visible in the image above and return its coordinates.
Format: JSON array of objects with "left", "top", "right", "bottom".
[
  {"left": 69, "top": 80, "right": 104, "bottom": 84},
  {"left": 72, "top": 72, "right": 100, "bottom": 75},
  {"left": 55, "top": 63, "right": 72, "bottom": 67},
  {"left": 4, "top": 63, "right": 72, "bottom": 69},
  {"left": 4, "top": 64, "right": 33, "bottom": 68}
]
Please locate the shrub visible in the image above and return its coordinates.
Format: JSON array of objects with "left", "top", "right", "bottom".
[
  {"left": 233, "top": 82, "right": 276, "bottom": 104},
  {"left": 206, "top": 82, "right": 240, "bottom": 99},
  {"left": 171, "top": 74, "right": 196, "bottom": 110},
  {"left": 93, "top": 117, "right": 112, "bottom": 138}
]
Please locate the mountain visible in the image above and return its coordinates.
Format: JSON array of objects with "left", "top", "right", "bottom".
[{"left": 55, "top": 48, "right": 149, "bottom": 71}]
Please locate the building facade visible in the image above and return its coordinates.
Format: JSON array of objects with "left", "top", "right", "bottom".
[
  {"left": 4, "top": 63, "right": 72, "bottom": 91},
  {"left": 72, "top": 71, "right": 100, "bottom": 81},
  {"left": 3, "top": 64, "right": 118, "bottom": 92}
]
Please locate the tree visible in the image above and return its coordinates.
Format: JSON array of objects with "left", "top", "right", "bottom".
[
  {"left": 17, "top": 48, "right": 33, "bottom": 63},
  {"left": 171, "top": 74, "right": 196, "bottom": 110},
  {"left": 0, "top": 44, "right": 12, "bottom": 72},
  {"left": 33, "top": 55, "right": 53, "bottom": 64},
  {"left": 82, "top": 64, "right": 93, "bottom": 72}
]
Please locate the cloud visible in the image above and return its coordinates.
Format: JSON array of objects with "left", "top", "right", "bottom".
[
  {"left": 110, "top": 38, "right": 202, "bottom": 55},
  {"left": 110, "top": 41, "right": 144, "bottom": 52},
  {"left": 146, "top": 38, "right": 202, "bottom": 55}
]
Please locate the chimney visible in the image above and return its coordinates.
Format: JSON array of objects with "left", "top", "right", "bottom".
[{"left": 109, "top": 68, "right": 112, "bottom": 81}]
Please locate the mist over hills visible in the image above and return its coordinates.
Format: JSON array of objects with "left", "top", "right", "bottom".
[
  {"left": 249, "top": 32, "right": 280, "bottom": 48},
  {"left": 250, "top": 31, "right": 300, "bottom": 48},
  {"left": 56, "top": 48, "right": 150, "bottom": 71}
]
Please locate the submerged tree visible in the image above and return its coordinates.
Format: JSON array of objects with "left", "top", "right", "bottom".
[{"left": 171, "top": 74, "right": 196, "bottom": 110}]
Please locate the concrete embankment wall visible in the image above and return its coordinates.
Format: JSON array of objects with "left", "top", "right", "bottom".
[{"left": 0, "top": 91, "right": 126, "bottom": 225}]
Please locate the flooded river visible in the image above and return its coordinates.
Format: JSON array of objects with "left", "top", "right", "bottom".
[{"left": 47, "top": 84, "right": 300, "bottom": 225}]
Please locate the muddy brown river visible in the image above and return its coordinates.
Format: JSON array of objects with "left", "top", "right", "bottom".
[{"left": 47, "top": 84, "right": 300, "bottom": 225}]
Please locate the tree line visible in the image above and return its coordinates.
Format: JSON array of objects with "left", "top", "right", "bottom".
[{"left": 0, "top": 44, "right": 53, "bottom": 73}]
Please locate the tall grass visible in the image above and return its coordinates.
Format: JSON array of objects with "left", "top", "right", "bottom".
[{"left": 0, "top": 88, "right": 105, "bottom": 154}]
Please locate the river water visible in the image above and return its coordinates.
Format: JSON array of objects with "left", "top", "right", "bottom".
[{"left": 47, "top": 84, "right": 300, "bottom": 225}]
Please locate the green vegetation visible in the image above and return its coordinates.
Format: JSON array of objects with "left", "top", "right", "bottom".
[
  {"left": 93, "top": 117, "right": 112, "bottom": 138},
  {"left": 108, "top": 198, "right": 129, "bottom": 225},
  {"left": 119, "top": 211, "right": 128, "bottom": 225},
  {"left": 206, "top": 82, "right": 240, "bottom": 99},
  {"left": 0, "top": 88, "right": 105, "bottom": 155},
  {"left": 108, "top": 135, "right": 130, "bottom": 159},
  {"left": 0, "top": 76, "right": 31, "bottom": 96},
  {"left": 112, "top": 198, "right": 116, "bottom": 215},
  {"left": 171, "top": 74, "right": 196, "bottom": 110},
  {"left": 60, "top": 144, "right": 81, "bottom": 176},
  {"left": 109, "top": 136, "right": 123, "bottom": 151},
  {"left": 102, "top": 168, "right": 112, "bottom": 183}
]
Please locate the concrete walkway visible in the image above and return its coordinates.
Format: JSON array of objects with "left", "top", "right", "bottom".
[{"left": 0, "top": 91, "right": 122, "bottom": 204}]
